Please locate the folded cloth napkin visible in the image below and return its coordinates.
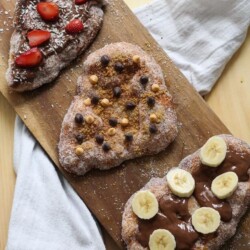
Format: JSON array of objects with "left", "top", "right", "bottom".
[
  {"left": 6, "top": 0, "right": 250, "bottom": 249},
  {"left": 6, "top": 117, "right": 106, "bottom": 250},
  {"left": 134, "top": 0, "right": 250, "bottom": 95}
]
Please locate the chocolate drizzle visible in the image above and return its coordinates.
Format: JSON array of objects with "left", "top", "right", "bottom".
[
  {"left": 137, "top": 195, "right": 199, "bottom": 250},
  {"left": 194, "top": 183, "right": 232, "bottom": 221},
  {"left": 136, "top": 142, "right": 250, "bottom": 249},
  {"left": 12, "top": 0, "right": 93, "bottom": 84},
  {"left": 218, "top": 144, "right": 250, "bottom": 181},
  {"left": 193, "top": 143, "right": 250, "bottom": 221}
]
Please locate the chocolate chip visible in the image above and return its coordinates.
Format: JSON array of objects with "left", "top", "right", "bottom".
[
  {"left": 102, "top": 142, "right": 111, "bottom": 152},
  {"left": 95, "top": 135, "right": 104, "bottom": 144},
  {"left": 75, "top": 134, "right": 84, "bottom": 144},
  {"left": 126, "top": 102, "right": 136, "bottom": 110},
  {"left": 109, "top": 118, "right": 118, "bottom": 127},
  {"left": 100, "top": 55, "right": 110, "bottom": 66},
  {"left": 114, "top": 62, "right": 124, "bottom": 73},
  {"left": 125, "top": 133, "right": 133, "bottom": 142},
  {"left": 75, "top": 113, "right": 84, "bottom": 124},
  {"left": 147, "top": 97, "right": 155, "bottom": 107},
  {"left": 140, "top": 76, "right": 148, "bottom": 85},
  {"left": 149, "top": 124, "right": 158, "bottom": 134},
  {"left": 113, "top": 87, "right": 122, "bottom": 98},
  {"left": 91, "top": 96, "right": 99, "bottom": 105}
]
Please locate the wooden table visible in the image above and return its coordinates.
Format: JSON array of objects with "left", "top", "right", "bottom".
[{"left": 0, "top": 0, "right": 249, "bottom": 249}]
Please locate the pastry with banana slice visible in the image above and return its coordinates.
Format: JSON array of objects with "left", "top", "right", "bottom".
[{"left": 122, "top": 134, "right": 250, "bottom": 250}]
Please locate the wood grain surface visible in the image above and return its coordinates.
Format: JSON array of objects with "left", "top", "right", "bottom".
[
  {"left": 0, "top": 0, "right": 249, "bottom": 249},
  {"left": 205, "top": 30, "right": 250, "bottom": 144},
  {"left": 0, "top": 97, "right": 15, "bottom": 250}
]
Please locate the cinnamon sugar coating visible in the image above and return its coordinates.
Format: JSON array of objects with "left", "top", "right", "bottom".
[{"left": 58, "top": 42, "right": 178, "bottom": 175}]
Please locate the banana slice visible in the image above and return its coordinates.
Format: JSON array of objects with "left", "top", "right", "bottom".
[
  {"left": 132, "top": 190, "right": 158, "bottom": 219},
  {"left": 211, "top": 171, "right": 238, "bottom": 199},
  {"left": 149, "top": 229, "right": 176, "bottom": 250},
  {"left": 192, "top": 207, "right": 221, "bottom": 234},
  {"left": 200, "top": 136, "right": 227, "bottom": 167},
  {"left": 166, "top": 168, "right": 195, "bottom": 198}
]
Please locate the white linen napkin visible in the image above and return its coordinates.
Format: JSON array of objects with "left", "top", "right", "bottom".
[
  {"left": 134, "top": 0, "right": 250, "bottom": 95},
  {"left": 6, "top": 1, "right": 250, "bottom": 249},
  {"left": 6, "top": 117, "right": 106, "bottom": 250}
]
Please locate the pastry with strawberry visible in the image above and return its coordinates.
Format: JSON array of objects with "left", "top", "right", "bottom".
[{"left": 6, "top": 0, "right": 106, "bottom": 92}]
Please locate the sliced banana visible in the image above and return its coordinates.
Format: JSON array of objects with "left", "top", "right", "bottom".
[
  {"left": 166, "top": 168, "right": 195, "bottom": 198},
  {"left": 211, "top": 171, "right": 238, "bottom": 199},
  {"left": 192, "top": 207, "right": 221, "bottom": 234},
  {"left": 149, "top": 229, "right": 176, "bottom": 250},
  {"left": 200, "top": 136, "right": 227, "bottom": 167},
  {"left": 132, "top": 190, "right": 158, "bottom": 219}
]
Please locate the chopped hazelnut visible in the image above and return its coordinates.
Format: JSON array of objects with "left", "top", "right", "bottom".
[
  {"left": 150, "top": 114, "right": 158, "bottom": 123},
  {"left": 83, "top": 98, "right": 91, "bottom": 106},
  {"left": 75, "top": 147, "right": 84, "bottom": 156},
  {"left": 121, "top": 118, "right": 129, "bottom": 127},
  {"left": 132, "top": 55, "right": 140, "bottom": 64},
  {"left": 151, "top": 84, "right": 160, "bottom": 92},
  {"left": 108, "top": 128, "right": 116, "bottom": 136},
  {"left": 89, "top": 75, "right": 98, "bottom": 85},
  {"left": 85, "top": 115, "right": 94, "bottom": 124},
  {"left": 101, "top": 98, "right": 110, "bottom": 107}
]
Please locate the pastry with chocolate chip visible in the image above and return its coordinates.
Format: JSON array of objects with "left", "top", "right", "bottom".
[
  {"left": 59, "top": 42, "right": 178, "bottom": 175},
  {"left": 122, "top": 135, "right": 250, "bottom": 250},
  {"left": 6, "top": 0, "right": 106, "bottom": 92}
]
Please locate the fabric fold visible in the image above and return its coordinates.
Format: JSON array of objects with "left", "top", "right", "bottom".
[
  {"left": 7, "top": 117, "right": 105, "bottom": 250},
  {"left": 134, "top": 0, "right": 250, "bottom": 95}
]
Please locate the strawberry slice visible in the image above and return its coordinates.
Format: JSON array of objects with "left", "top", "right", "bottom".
[
  {"left": 27, "top": 30, "right": 51, "bottom": 47},
  {"left": 15, "top": 48, "right": 43, "bottom": 68},
  {"left": 65, "top": 19, "right": 84, "bottom": 34},
  {"left": 37, "top": 2, "right": 59, "bottom": 21},
  {"left": 75, "top": 0, "right": 88, "bottom": 4}
]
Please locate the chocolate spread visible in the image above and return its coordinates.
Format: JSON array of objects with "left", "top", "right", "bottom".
[
  {"left": 137, "top": 195, "right": 199, "bottom": 250},
  {"left": 12, "top": 0, "right": 92, "bottom": 83},
  {"left": 193, "top": 143, "right": 250, "bottom": 221},
  {"left": 136, "top": 143, "right": 250, "bottom": 249}
]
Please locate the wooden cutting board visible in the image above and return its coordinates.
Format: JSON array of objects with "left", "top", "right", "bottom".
[{"left": 0, "top": 1, "right": 249, "bottom": 248}]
